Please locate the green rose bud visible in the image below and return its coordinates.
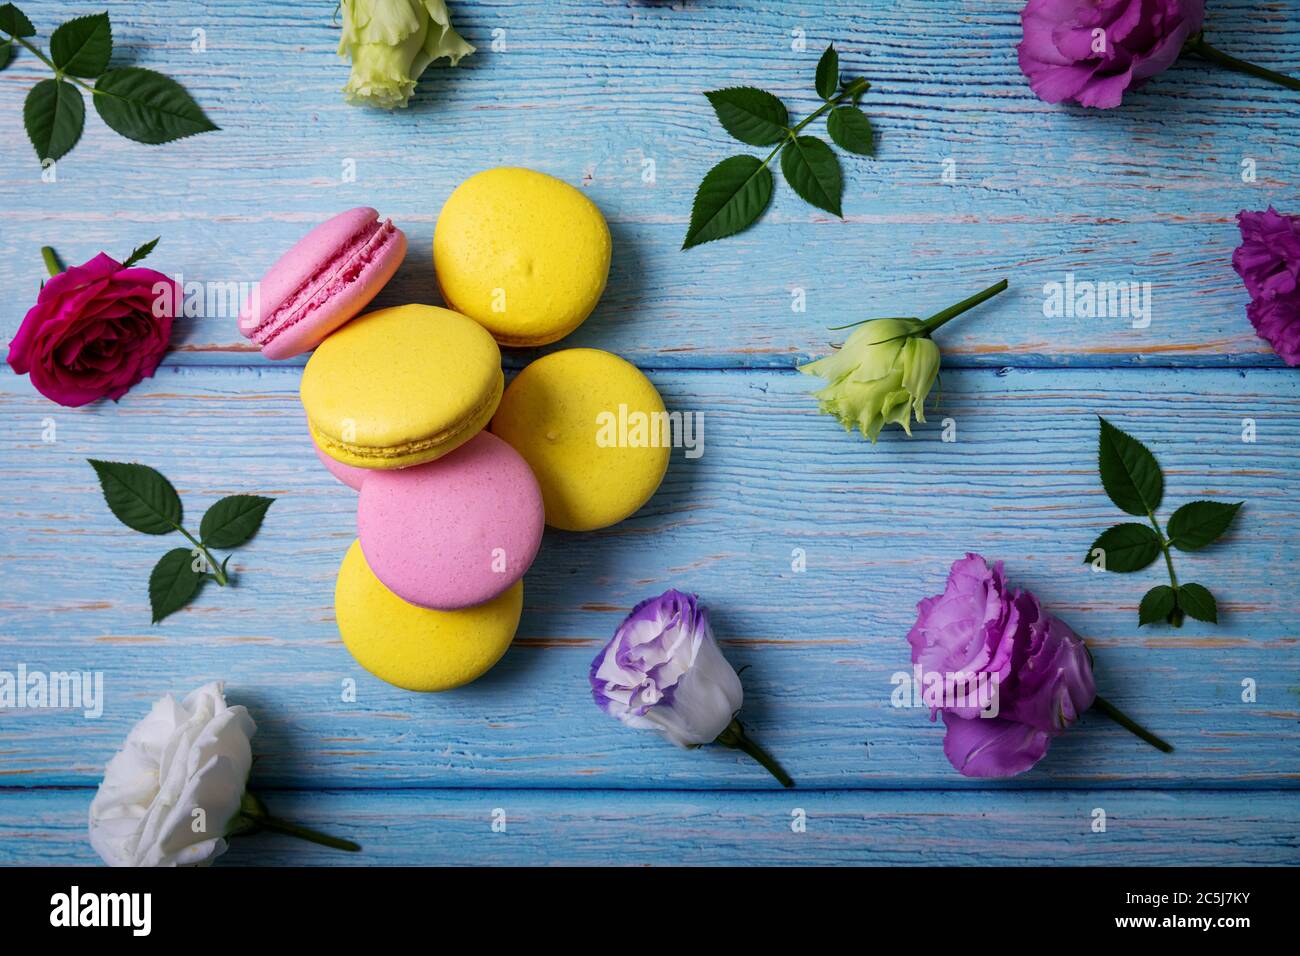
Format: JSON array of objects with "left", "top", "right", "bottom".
[
  {"left": 799, "top": 318, "right": 940, "bottom": 442},
  {"left": 338, "top": 0, "right": 474, "bottom": 110}
]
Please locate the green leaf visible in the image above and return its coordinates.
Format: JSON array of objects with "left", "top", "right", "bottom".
[
  {"left": 1177, "top": 583, "right": 1217, "bottom": 623},
  {"left": 199, "top": 495, "right": 274, "bottom": 549},
  {"left": 1167, "top": 500, "right": 1242, "bottom": 551},
  {"left": 1097, "top": 417, "right": 1163, "bottom": 517},
  {"left": 120, "top": 236, "right": 159, "bottom": 269},
  {"left": 23, "top": 79, "right": 84, "bottom": 161},
  {"left": 1138, "top": 585, "right": 1176, "bottom": 626},
  {"left": 50, "top": 12, "right": 111, "bottom": 78},
  {"left": 88, "top": 459, "right": 182, "bottom": 535},
  {"left": 1083, "top": 522, "right": 1162, "bottom": 572},
  {"left": 93, "top": 67, "right": 219, "bottom": 145},
  {"left": 149, "top": 547, "right": 203, "bottom": 623},
  {"left": 704, "top": 87, "right": 789, "bottom": 146},
  {"left": 815, "top": 44, "right": 838, "bottom": 100},
  {"left": 0, "top": 4, "right": 34, "bottom": 38},
  {"left": 682, "top": 154, "right": 774, "bottom": 249},
  {"left": 0, "top": 39, "right": 13, "bottom": 71},
  {"left": 827, "top": 106, "right": 875, "bottom": 156},
  {"left": 780, "top": 135, "right": 842, "bottom": 216}
]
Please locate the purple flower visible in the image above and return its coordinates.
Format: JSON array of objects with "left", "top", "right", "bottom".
[
  {"left": 1234, "top": 207, "right": 1300, "bottom": 300},
  {"left": 591, "top": 589, "right": 793, "bottom": 786},
  {"left": 1245, "top": 295, "right": 1300, "bottom": 367},
  {"left": 906, "top": 554, "right": 1097, "bottom": 777},
  {"left": 1017, "top": 0, "right": 1204, "bottom": 109},
  {"left": 1233, "top": 208, "right": 1300, "bottom": 366}
]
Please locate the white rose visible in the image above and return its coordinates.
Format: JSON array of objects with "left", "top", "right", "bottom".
[{"left": 88, "top": 681, "right": 256, "bottom": 867}]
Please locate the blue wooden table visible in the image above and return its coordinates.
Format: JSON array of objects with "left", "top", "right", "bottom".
[{"left": 1, "top": 0, "right": 1297, "bottom": 866}]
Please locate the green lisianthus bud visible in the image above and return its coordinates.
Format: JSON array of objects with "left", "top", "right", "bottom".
[
  {"left": 799, "top": 318, "right": 940, "bottom": 442},
  {"left": 339, "top": 0, "right": 474, "bottom": 110}
]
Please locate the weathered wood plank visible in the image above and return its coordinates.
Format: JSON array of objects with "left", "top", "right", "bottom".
[
  {"left": 1, "top": 788, "right": 1295, "bottom": 866},
  {"left": 1, "top": 366, "right": 1295, "bottom": 789},
  {"left": 0, "top": 1, "right": 1296, "bottom": 368}
]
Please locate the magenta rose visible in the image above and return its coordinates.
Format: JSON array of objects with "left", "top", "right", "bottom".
[
  {"left": 1232, "top": 208, "right": 1300, "bottom": 366},
  {"left": 7, "top": 252, "right": 177, "bottom": 407},
  {"left": 907, "top": 554, "right": 1171, "bottom": 778},
  {"left": 1018, "top": 0, "right": 1204, "bottom": 109}
]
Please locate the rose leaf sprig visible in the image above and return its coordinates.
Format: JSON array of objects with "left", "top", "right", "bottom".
[
  {"left": 591, "top": 589, "right": 794, "bottom": 787},
  {"left": 0, "top": 4, "right": 217, "bottom": 163},
  {"left": 1084, "top": 418, "right": 1242, "bottom": 627},
  {"left": 88, "top": 460, "right": 274, "bottom": 623},
  {"left": 800, "top": 279, "right": 1009, "bottom": 443},
  {"left": 683, "top": 44, "right": 875, "bottom": 249}
]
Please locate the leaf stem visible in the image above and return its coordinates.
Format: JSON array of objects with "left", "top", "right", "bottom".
[
  {"left": 715, "top": 718, "right": 794, "bottom": 787},
  {"left": 1145, "top": 512, "right": 1183, "bottom": 627},
  {"left": 1092, "top": 695, "right": 1174, "bottom": 753},
  {"left": 234, "top": 792, "right": 360, "bottom": 852},
  {"left": 3, "top": 33, "right": 105, "bottom": 95},
  {"left": 40, "top": 246, "right": 63, "bottom": 277},
  {"left": 175, "top": 525, "right": 229, "bottom": 586},
  {"left": 1184, "top": 34, "right": 1300, "bottom": 92},
  {"left": 759, "top": 79, "right": 873, "bottom": 172}
]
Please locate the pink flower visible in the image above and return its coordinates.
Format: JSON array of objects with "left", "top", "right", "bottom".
[
  {"left": 1017, "top": 0, "right": 1204, "bottom": 109},
  {"left": 7, "top": 253, "right": 177, "bottom": 407}
]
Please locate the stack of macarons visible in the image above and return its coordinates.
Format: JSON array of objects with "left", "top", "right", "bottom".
[{"left": 241, "top": 168, "right": 671, "bottom": 692}]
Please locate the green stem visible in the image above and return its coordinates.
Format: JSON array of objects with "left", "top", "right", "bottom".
[
  {"left": 175, "top": 525, "right": 229, "bottom": 586},
  {"left": 4, "top": 34, "right": 117, "bottom": 96},
  {"left": 1092, "top": 696, "right": 1174, "bottom": 753},
  {"left": 233, "top": 791, "right": 360, "bottom": 852},
  {"left": 250, "top": 815, "right": 361, "bottom": 852},
  {"left": 1184, "top": 34, "right": 1300, "bottom": 92},
  {"left": 715, "top": 718, "right": 794, "bottom": 788},
  {"left": 922, "top": 278, "right": 1010, "bottom": 334},
  {"left": 40, "top": 246, "right": 63, "bottom": 277},
  {"left": 759, "top": 79, "right": 872, "bottom": 170},
  {"left": 1146, "top": 512, "right": 1183, "bottom": 627}
]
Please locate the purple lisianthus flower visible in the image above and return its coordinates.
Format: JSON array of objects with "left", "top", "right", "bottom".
[
  {"left": 1018, "top": 0, "right": 1204, "bottom": 108},
  {"left": 907, "top": 554, "right": 1097, "bottom": 778},
  {"left": 1233, "top": 208, "right": 1300, "bottom": 366},
  {"left": 590, "top": 590, "right": 742, "bottom": 747},
  {"left": 591, "top": 589, "right": 793, "bottom": 786}
]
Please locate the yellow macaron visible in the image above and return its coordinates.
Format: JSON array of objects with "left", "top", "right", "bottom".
[
  {"left": 433, "top": 167, "right": 612, "bottom": 347},
  {"left": 301, "top": 304, "right": 503, "bottom": 470},
  {"left": 491, "top": 349, "right": 669, "bottom": 531},
  {"left": 335, "top": 540, "right": 523, "bottom": 692}
]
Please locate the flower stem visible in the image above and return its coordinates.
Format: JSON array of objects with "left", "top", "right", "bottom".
[
  {"left": 922, "top": 278, "right": 1009, "bottom": 334},
  {"left": 41, "top": 246, "right": 63, "bottom": 277},
  {"left": 234, "top": 791, "right": 360, "bottom": 852},
  {"left": 251, "top": 815, "right": 361, "bottom": 852},
  {"left": 1092, "top": 696, "right": 1174, "bottom": 753},
  {"left": 716, "top": 718, "right": 794, "bottom": 788},
  {"left": 1184, "top": 34, "right": 1300, "bottom": 92}
]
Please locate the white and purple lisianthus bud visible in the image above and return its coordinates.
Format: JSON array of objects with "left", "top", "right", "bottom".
[
  {"left": 590, "top": 589, "right": 741, "bottom": 746},
  {"left": 590, "top": 590, "right": 792, "bottom": 786}
]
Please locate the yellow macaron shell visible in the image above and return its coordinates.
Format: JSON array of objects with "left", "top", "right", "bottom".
[
  {"left": 434, "top": 168, "right": 612, "bottom": 346},
  {"left": 335, "top": 540, "right": 523, "bottom": 692},
  {"left": 491, "top": 349, "right": 670, "bottom": 531},
  {"left": 301, "top": 304, "right": 503, "bottom": 470}
]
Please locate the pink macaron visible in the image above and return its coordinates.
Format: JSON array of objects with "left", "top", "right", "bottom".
[
  {"left": 357, "top": 431, "right": 544, "bottom": 610},
  {"left": 313, "top": 437, "right": 371, "bottom": 491},
  {"left": 239, "top": 207, "right": 406, "bottom": 359}
]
